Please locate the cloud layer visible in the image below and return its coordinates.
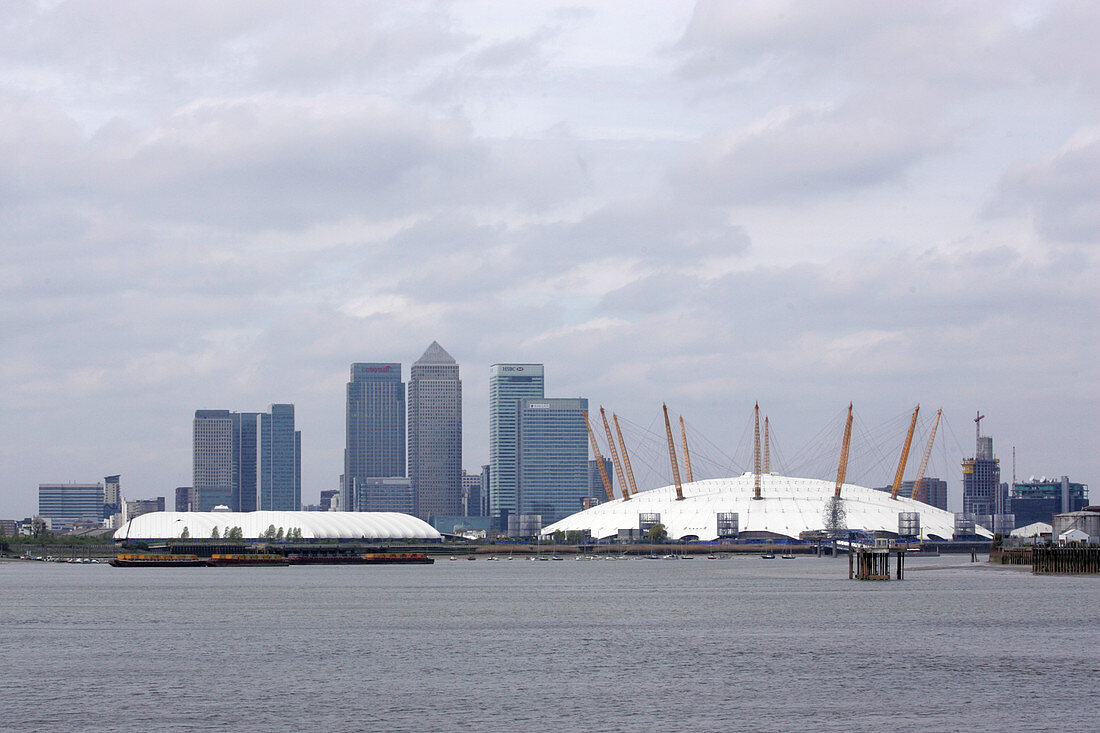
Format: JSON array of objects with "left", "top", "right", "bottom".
[{"left": 2, "top": 2, "right": 1098, "bottom": 515}]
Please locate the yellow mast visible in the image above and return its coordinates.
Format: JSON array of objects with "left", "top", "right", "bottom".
[
  {"left": 753, "top": 403, "right": 762, "bottom": 500},
  {"left": 833, "top": 403, "right": 854, "bottom": 498},
  {"left": 889, "top": 405, "right": 920, "bottom": 500},
  {"left": 600, "top": 407, "right": 630, "bottom": 501},
  {"left": 583, "top": 410, "right": 614, "bottom": 501},
  {"left": 662, "top": 403, "right": 685, "bottom": 500},
  {"left": 613, "top": 413, "right": 639, "bottom": 496},
  {"left": 912, "top": 408, "right": 942, "bottom": 503},
  {"left": 763, "top": 416, "right": 770, "bottom": 474},
  {"left": 679, "top": 415, "right": 694, "bottom": 484}
]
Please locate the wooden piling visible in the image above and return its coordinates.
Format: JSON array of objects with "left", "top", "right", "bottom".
[
  {"left": 1033, "top": 546, "right": 1100, "bottom": 574},
  {"left": 851, "top": 546, "right": 905, "bottom": 580}
]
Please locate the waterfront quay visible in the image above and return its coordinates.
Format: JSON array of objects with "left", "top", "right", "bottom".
[{"left": 993, "top": 545, "right": 1100, "bottom": 574}]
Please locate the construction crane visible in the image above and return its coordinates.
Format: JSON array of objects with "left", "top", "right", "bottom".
[
  {"left": 600, "top": 407, "right": 630, "bottom": 501},
  {"left": 974, "top": 410, "right": 984, "bottom": 454},
  {"left": 889, "top": 405, "right": 920, "bottom": 500},
  {"left": 763, "top": 416, "right": 771, "bottom": 474},
  {"left": 753, "top": 403, "right": 762, "bottom": 500},
  {"left": 613, "top": 413, "right": 639, "bottom": 496},
  {"left": 912, "top": 408, "right": 942, "bottom": 503},
  {"left": 583, "top": 410, "right": 614, "bottom": 501},
  {"left": 679, "top": 415, "right": 694, "bottom": 483},
  {"left": 662, "top": 403, "right": 685, "bottom": 500},
  {"left": 833, "top": 403, "right": 854, "bottom": 498}
]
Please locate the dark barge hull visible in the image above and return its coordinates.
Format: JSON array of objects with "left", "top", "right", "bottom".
[
  {"left": 110, "top": 553, "right": 434, "bottom": 567},
  {"left": 109, "top": 558, "right": 211, "bottom": 567},
  {"left": 286, "top": 555, "right": 434, "bottom": 565}
]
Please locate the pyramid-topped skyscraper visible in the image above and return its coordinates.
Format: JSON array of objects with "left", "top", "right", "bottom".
[{"left": 408, "top": 342, "right": 462, "bottom": 521}]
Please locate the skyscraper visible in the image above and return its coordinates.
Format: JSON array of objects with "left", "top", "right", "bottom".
[
  {"left": 963, "top": 434, "right": 1001, "bottom": 518},
  {"left": 407, "top": 342, "right": 462, "bottom": 521},
  {"left": 516, "top": 397, "right": 590, "bottom": 525},
  {"left": 103, "top": 474, "right": 122, "bottom": 519},
  {"left": 193, "top": 405, "right": 299, "bottom": 512},
  {"left": 345, "top": 363, "right": 405, "bottom": 511},
  {"left": 489, "top": 363, "right": 545, "bottom": 529},
  {"left": 260, "top": 403, "right": 301, "bottom": 511},
  {"left": 193, "top": 410, "right": 238, "bottom": 511}
]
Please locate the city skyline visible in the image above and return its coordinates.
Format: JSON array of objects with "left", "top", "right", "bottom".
[
  {"left": 3, "top": 3, "right": 1098, "bottom": 517},
  {"left": 5, "top": 344, "right": 1089, "bottom": 518}
]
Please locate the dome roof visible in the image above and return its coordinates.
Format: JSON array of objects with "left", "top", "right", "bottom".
[
  {"left": 113, "top": 511, "right": 441, "bottom": 541},
  {"left": 542, "top": 473, "right": 988, "bottom": 541}
]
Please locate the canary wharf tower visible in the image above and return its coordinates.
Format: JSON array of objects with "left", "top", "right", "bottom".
[
  {"left": 344, "top": 363, "right": 405, "bottom": 512},
  {"left": 489, "top": 363, "right": 544, "bottom": 530},
  {"left": 407, "top": 342, "right": 462, "bottom": 521}
]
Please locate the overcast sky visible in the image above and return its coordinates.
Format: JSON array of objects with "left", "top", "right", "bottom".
[{"left": 3, "top": 1, "right": 1098, "bottom": 517}]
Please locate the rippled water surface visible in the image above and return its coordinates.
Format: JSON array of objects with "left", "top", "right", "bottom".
[{"left": 2, "top": 555, "right": 1097, "bottom": 731}]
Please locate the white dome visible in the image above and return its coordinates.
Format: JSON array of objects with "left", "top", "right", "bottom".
[
  {"left": 114, "top": 511, "right": 442, "bottom": 541},
  {"left": 542, "top": 473, "right": 989, "bottom": 541}
]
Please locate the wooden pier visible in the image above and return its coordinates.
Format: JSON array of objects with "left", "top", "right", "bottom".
[
  {"left": 1032, "top": 546, "right": 1100, "bottom": 574},
  {"left": 989, "top": 547, "right": 1033, "bottom": 565},
  {"left": 849, "top": 546, "right": 905, "bottom": 580}
]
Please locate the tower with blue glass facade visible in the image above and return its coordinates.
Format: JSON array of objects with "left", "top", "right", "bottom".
[
  {"left": 345, "top": 363, "right": 405, "bottom": 512},
  {"left": 516, "top": 397, "right": 589, "bottom": 525},
  {"left": 194, "top": 405, "right": 299, "bottom": 512},
  {"left": 489, "top": 364, "right": 544, "bottom": 529}
]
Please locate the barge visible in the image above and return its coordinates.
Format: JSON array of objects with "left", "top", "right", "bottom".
[
  {"left": 109, "top": 551, "right": 434, "bottom": 567},
  {"left": 109, "top": 554, "right": 211, "bottom": 567}
]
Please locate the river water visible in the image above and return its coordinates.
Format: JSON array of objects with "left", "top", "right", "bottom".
[{"left": 2, "top": 554, "right": 1097, "bottom": 731}]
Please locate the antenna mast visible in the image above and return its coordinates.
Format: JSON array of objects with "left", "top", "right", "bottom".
[
  {"left": 890, "top": 405, "right": 920, "bottom": 500},
  {"left": 583, "top": 410, "right": 614, "bottom": 501},
  {"left": 612, "top": 414, "right": 639, "bottom": 496},
  {"left": 912, "top": 408, "right": 942, "bottom": 503},
  {"left": 679, "top": 415, "right": 694, "bottom": 484},
  {"left": 753, "top": 403, "right": 762, "bottom": 500},
  {"left": 599, "top": 407, "right": 630, "bottom": 501},
  {"left": 763, "top": 416, "right": 770, "bottom": 474},
  {"left": 833, "top": 403, "right": 854, "bottom": 498},
  {"left": 662, "top": 404, "right": 685, "bottom": 500}
]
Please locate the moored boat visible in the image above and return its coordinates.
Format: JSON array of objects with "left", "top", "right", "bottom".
[{"left": 109, "top": 554, "right": 210, "bottom": 567}]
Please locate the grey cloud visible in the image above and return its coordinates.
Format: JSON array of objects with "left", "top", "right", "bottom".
[
  {"left": 992, "top": 127, "right": 1100, "bottom": 244},
  {"left": 598, "top": 271, "right": 704, "bottom": 316},
  {"left": 675, "top": 2, "right": 1100, "bottom": 96},
  {"left": 0, "top": 93, "right": 487, "bottom": 229},
  {"left": 670, "top": 100, "right": 947, "bottom": 204},
  {"left": 2, "top": 2, "right": 473, "bottom": 102}
]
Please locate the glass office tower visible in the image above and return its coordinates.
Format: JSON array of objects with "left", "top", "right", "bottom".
[
  {"left": 489, "top": 364, "right": 544, "bottom": 529},
  {"left": 194, "top": 405, "right": 298, "bottom": 512},
  {"left": 408, "top": 342, "right": 462, "bottom": 521},
  {"left": 260, "top": 403, "right": 301, "bottom": 511},
  {"left": 345, "top": 363, "right": 405, "bottom": 512},
  {"left": 516, "top": 397, "right": 590, "bottom": 525}
]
